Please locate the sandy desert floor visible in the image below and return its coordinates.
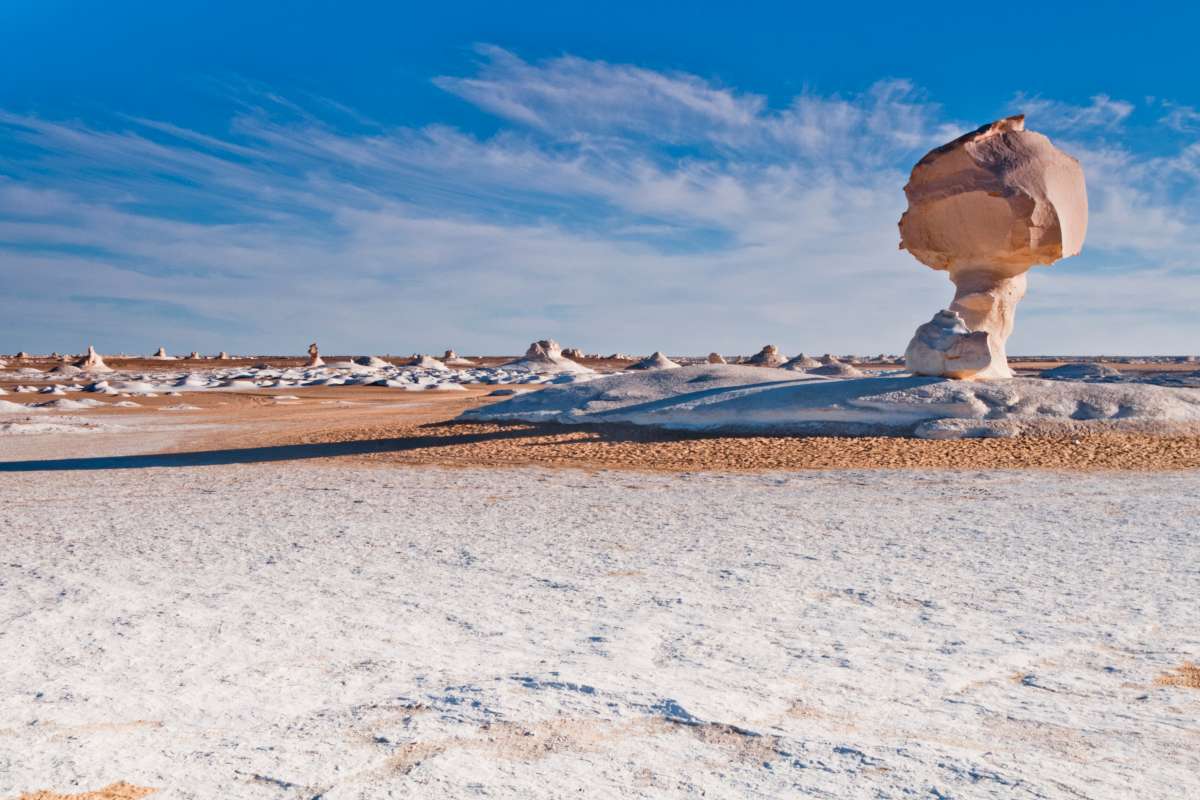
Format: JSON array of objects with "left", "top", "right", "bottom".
[{"left": 2, "top": 384, "right": 1199, "bottom": 799}]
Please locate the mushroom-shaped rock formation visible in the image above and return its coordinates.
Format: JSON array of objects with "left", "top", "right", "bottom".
[
  {"left": 782, "top": 353, "right": 821, "bottom": 370},
  {"left": 407, "top": 354, "right": 450, "bottom": 370},
  {"left": 628, "top": 351, "right": 681, "bottom": 370},
  {"left": 75, "top": 345, "right": 112, "bottom": 373},
  {"left": 306, "top": 342, "right": 325, "bottom": 368},
  {"left": 218, "top": 351, "right": 232, "bottom": 360},
  {"left": 707, "top": 352, "right": 727, "bottom": 364},
  {"left": 502, "top": 340, "right": 594, "bottom": 374},
  {"left": 747, "top": 345, "right": 786, "bottom": 367},
  {"left": 899, "top": 115, "right": 1087, "bottom": 379}
]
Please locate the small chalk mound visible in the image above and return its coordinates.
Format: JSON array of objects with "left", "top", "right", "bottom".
[{"left": 628, "top": 351, "right": 681, "bottom": 370}]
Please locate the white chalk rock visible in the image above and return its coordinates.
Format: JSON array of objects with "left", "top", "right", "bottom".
[
  {"left": 782, "top": 353, "right": 821, "bottom": 370},
  {"left": 629, "top": 351, "right": 681, "bottom": 370},
  {"left": 406, "top": 354, "right": 450, "bottom": 370},
  {"left": 443, "top": 349, "right": 476, "bottom": 366},
  {"left": 502, "top": 340, "right": 594, "bottom": 374},
  {"left": 707, "top": 352, "right": 727, "bottom": 364},
  {"left": 75, "top": 345, "right": 112, "bottom": 373},
  {"left": 306, "top": 342, "right": 325, "bottom": 368},
  {"left": 561, "top": 347, "right": 586, "bottom": 360},
  {"left": 905, "top": 309, "right": 1002, "bottom": 379},
  {"left": 900, "top": 115, "right": 1088, "bottom": 379},
  {"left": 747, "top": 345, "right": 786, "bottom": 367}
]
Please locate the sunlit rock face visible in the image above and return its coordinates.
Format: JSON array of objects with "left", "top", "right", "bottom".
[{"left": 899, "top": 115, "right": 1088, "bottom": 379}]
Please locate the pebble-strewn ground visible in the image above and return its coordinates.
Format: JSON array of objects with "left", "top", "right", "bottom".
[
  {"left": 3, "top": 463, "right": 1198, "bottom": 799},
  {"left": 300, "top": 420, "right": 1200, "bottom": 472}
]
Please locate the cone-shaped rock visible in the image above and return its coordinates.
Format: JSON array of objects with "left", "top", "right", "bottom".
[{"left": 628, "top": 351, "right": 681, "bottom": 370}]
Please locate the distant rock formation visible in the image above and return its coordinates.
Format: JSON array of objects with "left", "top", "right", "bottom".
[
  {"left": 562, "top": 347, "right": 585, "bottom": 360},
  {"left": 218, "top": 351, "right": 232, "bottom": 360},
  {"left": 707, "top": 352, "right": 726, "bottom": 364},
  {"left": 819, "top": 354, "right": 840, "bottom": 365},
  {"left": 782, "top": 353, "right": 821, "bottom": 370},
  {"left": 75, "top": 345, "right": 112, "bottom": 373},
  {"left": 355, "top": 355, "right": 390, "bottom": 368},
  {"left": 503, "top": 340, "right": 594, "bottom": 374},
  {"left": 443, "top": 349, "right": 476, "bottom": 366},
  {"left": 306, "top": 342, "right": 325, "bottom": 368},
  {"left": 407, "top": 354, "right": 450, "bottom": 370},
  {"left": 900, "top": 115, "right": 1088, "bottom": 379},
  {"left": 16, "top": 351, "right": 30, "bottom": 359},
  {"left": 628, "top": 351, "right": 681, "bottom": 370},
  {"left": 747, "top": 345, "right": 786, "bottom": 367},
  {"left": 151, "top": 346, "right": 171, "bottom": 359}
]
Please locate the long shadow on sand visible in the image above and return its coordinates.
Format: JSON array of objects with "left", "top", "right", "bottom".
[{"left": 0, "top": 424, "right": 556, "bottom": 472}]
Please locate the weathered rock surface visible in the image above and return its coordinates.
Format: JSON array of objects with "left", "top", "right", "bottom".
[
  {"left": 306, "top": 342, "right": 325, "bottom": 368},
  {"left": 707, "top": 352, "right": 727, "bottom": 364},
  {"left": 905, "top": 309, "right": 1004, "bottom": 379},
  {"left": 900, "top": 115, "right": 1088, "bottom": 379}
]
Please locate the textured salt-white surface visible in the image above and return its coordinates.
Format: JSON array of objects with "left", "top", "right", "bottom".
[
  {"left": 1, "top": 463, "right": 1198, "bottom": 799},
  {"left": 463, "top": 364, "right": 1200, "bottom": 437}
]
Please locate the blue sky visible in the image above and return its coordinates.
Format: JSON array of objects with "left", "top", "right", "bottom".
[{"left": 2, "top": 1, "right": 1198, "bottom": 355}]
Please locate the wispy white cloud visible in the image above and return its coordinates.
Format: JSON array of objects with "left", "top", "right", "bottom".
[
  {"left": 1160, "top": 102, "right": 1200, "bottom": 133},
  {"left": 1, "top": 48, "right": 1198, "bottom": 355},
  {"left": 1009, "top": 93, "right": 1135, "bottom": 132}
]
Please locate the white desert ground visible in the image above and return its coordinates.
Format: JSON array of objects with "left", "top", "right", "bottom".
[{"left": 2, "top": 352, "right": 1200, "bottom": 799}]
